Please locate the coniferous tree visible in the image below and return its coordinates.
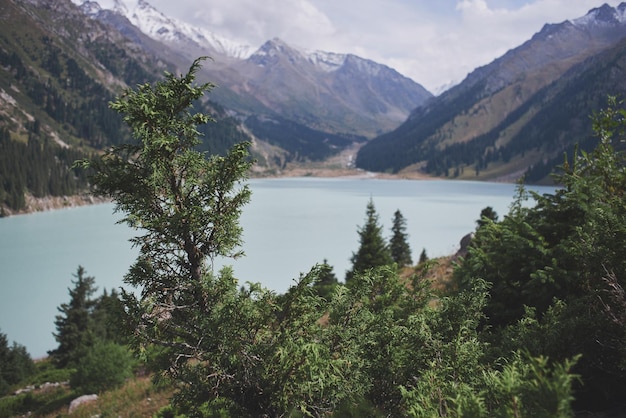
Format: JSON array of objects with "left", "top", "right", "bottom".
[
  {"left": 312, "top": 259, "right": 339, "bottom": 299},
  {"left": 453, "top": 98, "right": 626, "bottom": 410},
  {"left": 346, "top": 198, "right": 393, "bottom": 282},
  {"left": 49, "top": 266, "right": 98, "bottom": 368},
  {"left": 73, "top": 57, "right": 584, "bottom": 416},
  {"left": 418, "top": 248, "right": 428, "bottom": 264},
  {"left": 477, "top": 206, "right": 498, "bottom": 229},
  {"left": 389, "top": 209, "right": 413, "bottom": 267},
  {"left": 0, "top": 330, "right": 35, "bottom": 395},
  {"left": 91, "top": 288, "right": 127, "bottom": 345}
]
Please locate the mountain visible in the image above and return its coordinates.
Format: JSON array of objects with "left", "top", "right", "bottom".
[
  {"left": 356, "top": 3, "right": 626, "bottom": 183},
  {"left": 76, "top": 0, "right": 432, "bottom": 138},
  {"left": 221, "top": 38, "right": 430, "bottom": 136},
  {"left": 0, "top": 0, "right": 251, "bottom": 213},
  {"left": 0, "top": 0, "right": 168, "bottom": 149}
]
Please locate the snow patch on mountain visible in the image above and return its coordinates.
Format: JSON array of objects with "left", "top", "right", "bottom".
[{"left": 305, "top": 50, "right": 346, "bottom": 72}]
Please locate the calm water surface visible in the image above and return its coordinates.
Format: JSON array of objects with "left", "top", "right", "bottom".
[{"left": 0, "top": 178, "right": 552, "bottom": 358}]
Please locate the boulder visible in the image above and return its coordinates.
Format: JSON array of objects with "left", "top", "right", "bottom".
[{"left": 68, "top": 394, "right": 98, "bottom": 414}]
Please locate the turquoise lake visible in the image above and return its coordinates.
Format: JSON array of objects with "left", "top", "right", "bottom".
[{"left": 0, "top": 177, "right": 553, "bottom": 358}]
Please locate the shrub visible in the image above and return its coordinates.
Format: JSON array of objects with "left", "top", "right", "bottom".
[{"left": 70, "top": 341, "right": 135, "bottom": 394}]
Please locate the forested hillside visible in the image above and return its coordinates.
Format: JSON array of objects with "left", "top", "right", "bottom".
[
  {"left": 0, "top": 0, "right": 256, "bottom": 214},
  {"left": 244, "top": 115, "right": 366, "bottom": 164},
  {"left": 356, "top": 4, "right": 626, "bottom": 183},
  {"left": 0, "top": 0, "right": 157, "bottom": 212}
]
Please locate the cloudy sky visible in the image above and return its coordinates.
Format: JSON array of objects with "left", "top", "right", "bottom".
[{"left": 141, "top": 0, "right": 621, "bottom": 93}]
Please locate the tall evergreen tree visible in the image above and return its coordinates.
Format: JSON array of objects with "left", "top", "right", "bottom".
[
  {"left": 49, "top": 266, "right": 98, "bottom": 368},
  {"left": 346, "top": 198, "right": 393, "bottom": 282},
  {"left": 389, "top": 209, "right": 413, "bottom": 267}
]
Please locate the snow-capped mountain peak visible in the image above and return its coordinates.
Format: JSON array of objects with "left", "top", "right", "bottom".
[
  {"left": 73, "top": 0, "right": 255, "bottom": 59},
  {"left": 573, "top": 2, "right": 626, "bottom": 27}
]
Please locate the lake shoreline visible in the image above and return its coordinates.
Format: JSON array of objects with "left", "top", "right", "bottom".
[
  {"left": 0, "top": 194, "right": 111, "bottom": 218},
  {"left": 1, "top": 168, "right": 436, "bottom": 217},
  {"left": 2, "top": 164, "right": 527, "bottom": 218}
]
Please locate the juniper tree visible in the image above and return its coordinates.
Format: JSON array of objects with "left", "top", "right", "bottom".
[
  {"left": 72, "top": 56, "right": 582, "bottom": 417},
  {"left": 389, "top": 209, "right": 413, "bottom": 267},
  {"left": 78, "top": 55, "right": 253, "bottom": 358}
]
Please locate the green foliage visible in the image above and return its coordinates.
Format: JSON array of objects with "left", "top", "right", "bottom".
[
  {"left": 346, "top": 199, "right": 394, "bottom": 282},
  {"left": 0, "top": 385, "right": 74, "bottom": 418},
  {"left": 454, "top": 97, "right": 626, "bottom": 410},
  {"left": 48, "top": 266, "right": 99, "bottom": 368},
  {"left": 480, "top": 353, "right": 580, "bottom": 418},
  {"left": 477, "top": 206, "right": 498, "bottom": 229},
  {"left": 26, "top": 360, "right": 74, "bottom": 387},
  {"left": 90, "top": 288, "right": 128, "bottom": 345},
  {"left": 70, "top": 341, "right": 135, "bottom": 394},
  {"left": 48, "top": 266, "right": 127, "bottom": 369},
  {"left": 85, "top": 56, "right": 584, "bottom": 417},
  {"left": 418, "top": 248, "right": 428, "bottom": 264},
  {"left": 311, "top": 259, "right": 339, "bottom": 300},
  {"left": 0, "top": 134, "right": 91, "bottom": 212},
  {"left": 390, "top": 209, "right": 413, "bottom": 267},
  {"left": 0, "top": 331, "right": 35, "bottom": 396}
]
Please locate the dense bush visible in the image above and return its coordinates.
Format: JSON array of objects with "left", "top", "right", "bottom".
[
  {"left": 454, "top": 97, "right": 626, "bottom": 411},
  {"left": 70, "top": 341, "right": 135, "bottom": 394}
]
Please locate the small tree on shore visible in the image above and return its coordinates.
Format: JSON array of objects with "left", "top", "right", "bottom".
[
  {"left": 346, "top": 198, "right": 393, "bottom": 282},
  {"left": 49, "top": 266, "right": 98, "bottom": 368},
  {"left": 0, "top": 331, "right": 35, "bottom": 395},
  {"left": 389, "top": 209, "right": 413, "bottom": 267}
]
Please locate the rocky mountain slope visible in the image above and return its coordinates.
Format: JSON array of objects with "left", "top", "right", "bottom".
[
  {"left": 356, "top": 3, "right": 626, "bottom": 183},
  {"left": 0, "top": 0, "right": 250, "bottom": 213}
]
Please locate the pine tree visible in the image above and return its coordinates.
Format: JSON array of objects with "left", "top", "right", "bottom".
[
  {"left": 91, "top": 288, "right": 126, "bottom": 345},
  {"left": 312, "top": 259, "right": 338, "bottom": 299},
  {"left": 477, "top": 206, "right": 498, "bottom": 229},
  {"left": 389, "top": 209, "right": 413, "bottom": 267},
  {"left": 418, "top": 248, "right": 428, "bottom": 264},
  {"left": 346, "top": 198, "right": 393, "bottom": 282},
  {"left": 0, "top": 330, "right": 35, "bottom": 396},
  {"left": 49, "top": 266, "right": 98, "bottom": 368}
]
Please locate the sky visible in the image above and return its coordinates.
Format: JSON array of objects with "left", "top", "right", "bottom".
[{"left": 141, "top": 0, "right": 622, "bottom": 93}]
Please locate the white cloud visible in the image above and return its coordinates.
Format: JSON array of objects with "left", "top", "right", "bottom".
[
  {"left": 146, "top": 0, "right": 624, "bottom": 93},
  {"left": 179, "top": 0, "right": 336, "bottom": 47}
]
